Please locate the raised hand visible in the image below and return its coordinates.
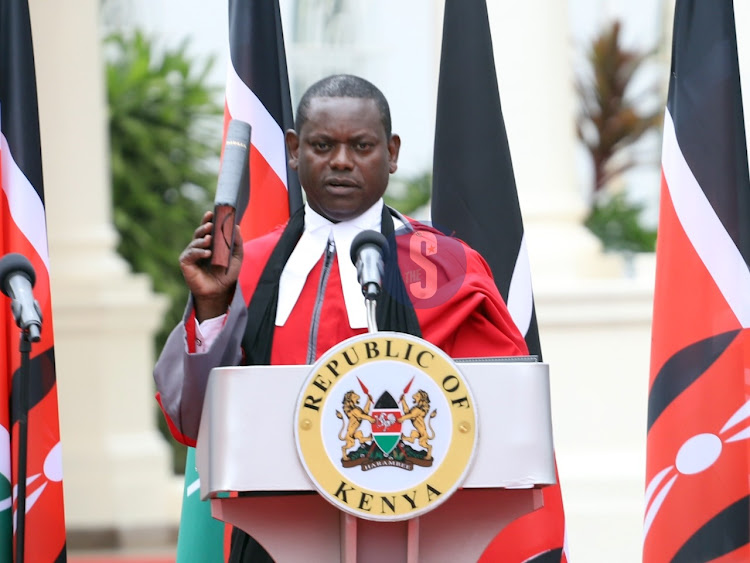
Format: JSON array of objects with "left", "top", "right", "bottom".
[{"left": 179, "top": 210, "right": 243, "bottom": 321}]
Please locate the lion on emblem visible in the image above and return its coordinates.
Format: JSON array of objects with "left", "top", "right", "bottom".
[
  {"left": 398, "top": 390, "right": 437, "bottom": 460},
  {"left": 336, "top": 391, "right": 375, "bottom": 460}
]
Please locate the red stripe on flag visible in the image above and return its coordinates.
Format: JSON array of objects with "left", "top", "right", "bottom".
[
  {"left": 222, "top": 104, "right": 290, "bottom": 241},
  {"left": 241, "top": 145, "right": 290, "bottom": 241},
  {"left": 711, "top": 545, "right": 750, "bottom": 563},
  {"left": 649, "top": 172, "right": 741, "bottom": 379}
]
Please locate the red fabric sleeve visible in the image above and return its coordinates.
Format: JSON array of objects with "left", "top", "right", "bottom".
[
  {"left": 155, "top": 391, "right": 197, "bottom": 448},
  {"left": 399, "top": 223, "right": 529, "bottom": 358}
]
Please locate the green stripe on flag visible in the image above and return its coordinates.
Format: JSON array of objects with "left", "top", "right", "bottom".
[
  {"left": 176, "top": 447, "right": 225, "bottom": 562},
  {"left": 1, "top": 426, "right": 12, "bottom": 562},
  {"left": 0, "top": 474, "right": 10, "bottom": 563}
]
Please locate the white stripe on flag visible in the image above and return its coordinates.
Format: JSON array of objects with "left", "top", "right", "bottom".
[
  {"left": 720, "top": 399, "right": 750, "bottom": 434},
  {"left": 1, "top": 131, "right": 51, "bottom": 272},
  {"left": 644, "top": 464, "right": 674, "bottom": 511},
  {"left": 225, "top": 61, "right": 288, "bottom": 189},
  {"left": 0, "top": 426, "right": 9, "bottom": 483},
  {"left": 22, "top": 480, "right": 46, "bottom": 514},
  {"left": 507, "top": 234, "right": 533, "bottom": 337},
  {"left": 662, "top": 109, "right": 750, "bottom": 327},
  {"left": 186, "top": 477, "right": 201, "bottom": 497},
  {"left": 643, "top": 473, "right": 678, "bottom": 539}
]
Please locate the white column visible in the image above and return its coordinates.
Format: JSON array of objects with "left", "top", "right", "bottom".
[
  {"left": 487, "top": 0, "right": 621, "bottom": 281},
  {"left": 29, "top": 0, "right": 180, "bottom": 543},
  {"left": 487, "top": 3, "right": 652, "bottom": 561}
]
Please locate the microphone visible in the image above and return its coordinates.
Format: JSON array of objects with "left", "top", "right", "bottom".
[
  {"left": 211, "top": 119, "right": 252, "bottom": 269},
  {"left": 0, "top": 253, "right": 42, "bottom": 342},
  {"left": 350, "top": 230, "right": 389, "bottom": 300}
]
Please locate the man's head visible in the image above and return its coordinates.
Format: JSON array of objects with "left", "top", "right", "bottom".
[
  {"left": 295, "top": 75, "right": 392, "bottom": 138},
  {"left": 286, "top": 75, "right": 400, "bottom": 223}
]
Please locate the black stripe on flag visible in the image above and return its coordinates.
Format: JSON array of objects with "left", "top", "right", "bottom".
[
  {"left": 0, "top": 0, "right": 45, "bottom": 200},
  {"left": 228, "top": 0, "right": 302, "bottom": 213},
  {"left": 667, "top": 1, "right": 750, "bottom": 265},
  {"left": 647, "top": 330, "right": 739, "bottom": 431},
  {"left": 671, "top": 495, "right": 750, "bottom": 562},
  {"left": 10, "top": 350, "right": 58, "bottom": 426},
  {"left": 526, "top": 549, "right": 565, "bottom": 563},
  {"left": 431, "top": 0, "right": 541, "bottom": 357}
]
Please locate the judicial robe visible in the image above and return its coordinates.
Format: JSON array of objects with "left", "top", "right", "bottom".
[
  {"left": 154, "top": 215, "right": 527, "bottom": 446},
  {"left": 153, "top": 213, "right": 529, "bottom": 562}
]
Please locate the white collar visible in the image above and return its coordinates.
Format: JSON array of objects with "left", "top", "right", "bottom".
[{"left": 275, "top": 200, "right": 385, "bottom": 328}]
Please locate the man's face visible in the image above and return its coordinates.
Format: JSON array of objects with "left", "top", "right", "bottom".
[{"left": 286, "top": 97, "right": 400, "bottom": 223}]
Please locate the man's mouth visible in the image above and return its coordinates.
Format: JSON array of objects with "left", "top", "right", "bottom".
[{"left": 326, "top": 178, "right": 359, "bottom": 190}]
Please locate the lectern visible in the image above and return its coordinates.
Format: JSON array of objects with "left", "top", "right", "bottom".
[{"left": 196, "top": 333, "right": 556, "bottom": 562}]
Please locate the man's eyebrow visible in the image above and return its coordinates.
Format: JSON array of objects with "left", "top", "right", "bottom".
[
  {"left": 305, "top": 131, "right": 379, "bottom": 141},
  {"left": 350, "top": 131, "right": 380, "bottom": 141}
]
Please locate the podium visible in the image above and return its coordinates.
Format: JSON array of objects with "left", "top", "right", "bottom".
[{"left": 196, "top": 352, "right": 556, "bottom": 562}]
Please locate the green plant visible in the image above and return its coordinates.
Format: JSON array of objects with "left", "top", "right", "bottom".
[
  {"left": 106, "top": 30, "right": 222, "bottom": 349},
  {"left": 585, "top": 192, "right": 656, "bottom": 252},
  {"left": 385, "top": 172, "right": 432, "bottom": 216},
  {"left": 105, "top": 30, "right": 223, "bottom": 472}
]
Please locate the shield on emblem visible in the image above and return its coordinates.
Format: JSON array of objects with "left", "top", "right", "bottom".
[{"left": 371, "top": 391, "right": 402, "bottom": 455}]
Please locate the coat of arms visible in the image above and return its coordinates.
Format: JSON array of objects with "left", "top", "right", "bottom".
[
  {"left": 294, "top": 332, "right": 477, "bottom": 521},
  {"left": 336, "top": 377, "right": 437, "bottom": 471}
]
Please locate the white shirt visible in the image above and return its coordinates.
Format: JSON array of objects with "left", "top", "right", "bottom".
[
  {"left": 195, "top": 199, "right": 396, "bottom": 351},
  {"left": 275, "top": 200, "right": 384, "bottom": 329}
]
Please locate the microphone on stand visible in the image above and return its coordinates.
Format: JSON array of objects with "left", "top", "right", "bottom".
[
  {"left": 211, "top": 119, "right": 252, "bottom": 270},
  {"left": 351, "top": 230, "right": 388, "bottom": 333},
  {"left": 350, "top": 230, "right": 389, "bottom": 300},
  {"left": 0, "top": 253, "right": 42, "bottom": 342}
]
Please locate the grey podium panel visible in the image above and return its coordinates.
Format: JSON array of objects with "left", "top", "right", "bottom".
[{"left": 197, "top": 361, "right": 555, "bottom": 499}]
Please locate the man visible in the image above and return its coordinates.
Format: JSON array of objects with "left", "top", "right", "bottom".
[{"left": 154, "top": 74, "right": 528, "bottom": 561}]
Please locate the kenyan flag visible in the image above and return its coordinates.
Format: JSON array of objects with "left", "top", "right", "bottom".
[
  {"left": 371, "top": 392, "right": 402, "bottom": 455},
  {"left": 1, "top": 1, "right": 67, "bottom": 560}
]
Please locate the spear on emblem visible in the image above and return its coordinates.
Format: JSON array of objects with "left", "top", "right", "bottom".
[
  {"left": 400, "top": 376, "right": 415, "bottom": 402},
  {"left": 357, "top": 377, "right": 373, "bottom": 402},
  {"left": 357, "top": 377, "right": 374, "bottom": 414}
]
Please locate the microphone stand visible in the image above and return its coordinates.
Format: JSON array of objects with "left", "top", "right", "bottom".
[
  {"left": 8, "top": 304, "right": 39, "bottom": 563},
  {"left": 15, "top": 330, "right": 32, "bottom": 563},
  {"left": 350, "top": 230, "right": 388, "bottom": 335},
  {"left": 366, "top": 297, "right": 378, "bottom": 334}
]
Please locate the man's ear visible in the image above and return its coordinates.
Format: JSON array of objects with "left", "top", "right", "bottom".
[
  {"left": 285, "top": 129, "right": 300, "bottom": 169},
  {"left": 388, "top": 134, "right": 401, "bottom": 174}
]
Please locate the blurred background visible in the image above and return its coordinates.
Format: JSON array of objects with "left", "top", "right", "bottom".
[{"left": 24, "top": 0, "right": 750, "bottom": 560}]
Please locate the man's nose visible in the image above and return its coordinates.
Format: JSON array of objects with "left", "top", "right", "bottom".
[{"left": 330, "top": 144, "right": 354, "bottom": 169}]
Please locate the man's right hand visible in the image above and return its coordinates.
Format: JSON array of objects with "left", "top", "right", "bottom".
[{"left": 180, "top": 210, "right": 243, "bottom": 322}]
